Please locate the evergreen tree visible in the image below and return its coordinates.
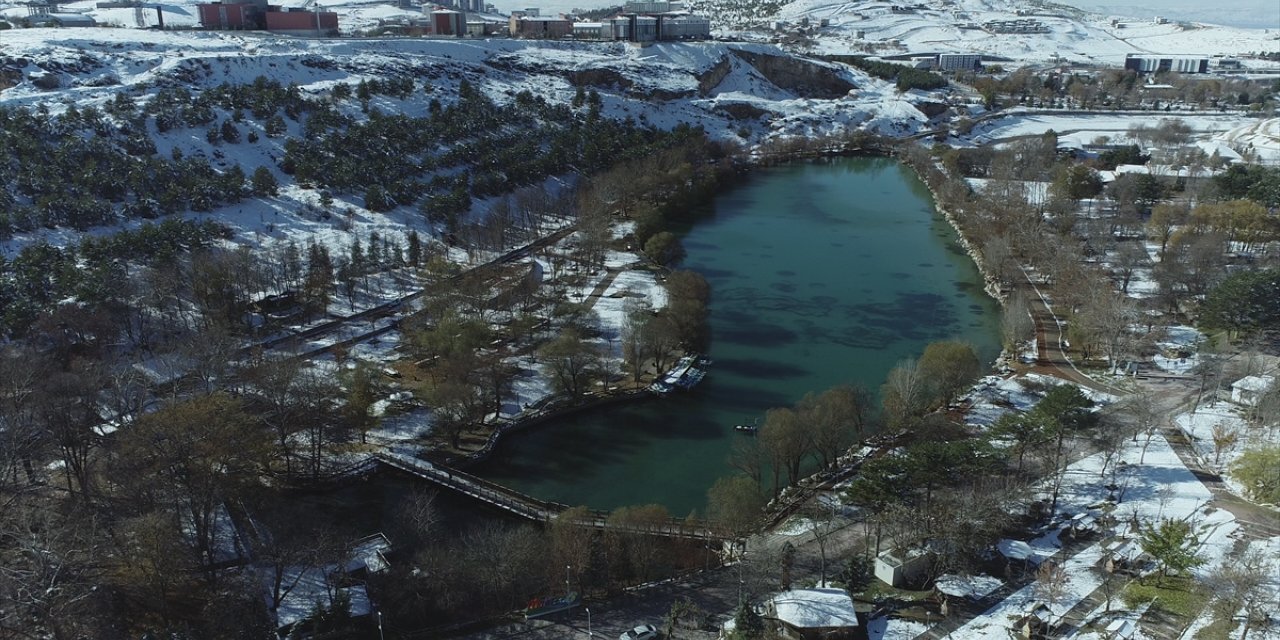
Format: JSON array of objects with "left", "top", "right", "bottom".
[
  {"left": 220, "top": 119, "right": 241, "bottom": 143},
  {"left": 265, "top": 114, "right": 287, "bottom": 137},
  {"left": 251, "top": 166, "right": 279, "bottom": 197},
  {"left": 1139, "top": 519, "right": 1205, "bottom": 577},
  {"left": 407, "top": 230, "right": 422, "bottom": 267},
  {"left": 364, "top": 184, "right": 393, "bottom": 212},
  {"left": 304, "top": 242, "right": 333, "bottom": 313}
]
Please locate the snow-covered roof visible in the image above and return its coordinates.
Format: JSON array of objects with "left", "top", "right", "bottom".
[
  {"left": 998, "top": 539, "right": 1038, "bottom": 561},
  {"left": 346, "top": 533, "right": 392, "bottom": 574},
  {"left": 1106, "top": 618, "right": 1137, "bottom": 639},
  {"left": 770, "top": 588, "right": 859, "bottom": 629},
  {"left": 936, "top": 574, "right": 1003, "bottom": 599},
  {"left": 1194, "top": 139, "right": 1242, "bottom": 161},
  {"left": 1231, "top": 375, "right": 1274, "bottom": 393}
]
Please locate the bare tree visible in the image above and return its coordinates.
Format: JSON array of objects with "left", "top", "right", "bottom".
[
  {"left": 1074, "top": 290, "right": 1139, "bottom": 374},
  {"left": 1111, "top": 241, "right": 1148, "bottom": 295},
  {"left": 798, "top": 384, "right": 872, "bottom": 469},
  {"left": 1001, "top": 292, "right": 1034, "bottom": 352},
  {"left": 35, "top": 367, "right": 104, "bottom": 496},
  {"left": 0, "top": 348, "right": 43, "bottom": 490},
  {"left": 728, "top": 436, "right": 765, "bottom": 487},
  {"left": 0, "top": 498, "right": 104, "bottom": 639},
  {"left": 1205, "top": 550, "right": 1275, "bottom": 640},
  {"left": 1211, "top": 422, "right": 1239, "bottom": 468},
  {"left": 881, "top": 358, "right": 928, "bottom": 430},
  {"left": 758, "top": 407, "right": 809, "bottom": 491},
  {"left": 115, "top": 394, "right": 270, "bottom": 574}
]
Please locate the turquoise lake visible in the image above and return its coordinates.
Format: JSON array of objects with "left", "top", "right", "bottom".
[{"left": 473, "top": 156, "right": 1002, "bottom": 516}]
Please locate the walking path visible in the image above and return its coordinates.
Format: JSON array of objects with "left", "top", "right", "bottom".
[{"left": 1017, "top": 270, "right": 1127, "bottom": 397}]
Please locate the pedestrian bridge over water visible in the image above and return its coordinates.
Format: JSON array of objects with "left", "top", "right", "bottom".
[{"left": 374, "top": 452, "right": 725, "bottom": 542}]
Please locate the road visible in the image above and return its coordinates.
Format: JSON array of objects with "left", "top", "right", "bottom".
[
  {"left": 456, "top": 517, "right": 868, "bottom": 640},
  {"left": 1017, "top": 268, "right": 1127, "bottom": 397}
]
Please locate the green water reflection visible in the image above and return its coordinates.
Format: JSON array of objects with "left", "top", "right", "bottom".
[{"left": 473, "top": 156, "right": 1001, "bottom": 516}]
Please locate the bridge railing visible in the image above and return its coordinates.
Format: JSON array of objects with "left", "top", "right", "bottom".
[
  {"left": 376, "top": 453, "right": 725, "bottom": 539},
  {"left": 376, "top": 453, "right": 566, "bottom": 520}
]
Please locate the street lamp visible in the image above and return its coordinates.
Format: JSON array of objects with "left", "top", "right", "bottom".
[
  {"left": 586, "top": 607, "right": 592, "bottom": 638},
  {"left": 566, "top": 564, "right": 572, "bottom": 598},
  {"left": 377, "top": 611, "right": 385, "bottom": 640}
]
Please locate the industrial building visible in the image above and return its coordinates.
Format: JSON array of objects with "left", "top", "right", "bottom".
[
  {"left": 264, "top": 8, "right": 336, "bottom": 34},
  {"left": 1123, "top": 54, "right": 1211, "bottom": 74},
  {"left": 465, "top": 19, "right": 502, "bottom": 36}
]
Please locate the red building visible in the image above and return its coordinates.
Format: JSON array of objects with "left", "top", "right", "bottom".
[
  {"left": 197, "top": 2, "right": 263, "bottom": 29},
  {"left": 198, "top": 1, "right": 338, "bottom": 34},
  {"left": 431, "top": 9, "right": 463, "bottom": 36},
  {"left": 264, "top": 9, "right": 339, "bottom": 35},
  {"left": 508, "top": 15, "right": 571, "bottom": 38}
]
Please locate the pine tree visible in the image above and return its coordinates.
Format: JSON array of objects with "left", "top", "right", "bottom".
[
  {"left": 407, "top": 230, "right": 422, "bottom": 268},
  {"left": 304, "top": 242, "right": 333, "bottom": 314},
  {"left": 265, "top": 114, "right": 287, "bottom": 137},
  {"left": 367, "top": 231, "right": 382, "bottom": 270},
  {"left": 251, "top": 166, "right": 278, "bottom": 197},
  {"left": 220, "top": 119, "right": 241, "bottom": 144}
]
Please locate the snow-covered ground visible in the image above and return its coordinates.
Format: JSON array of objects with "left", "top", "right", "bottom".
[
  {"left": 1174, "top": 399, "right": 1278, "bottom": 498},
  {"left": 1052, "top": 0, "right": 1280, "bottom": 29},
  {"left": 947, "top": 433, "right": 1239, "bottom": 639},
  {"left": 1152, "top": 325, "right": 1205, "bottom": 375},
  {"left": 968, "top": 112, "right": 1254, "bottom": 147},
  {"left": 1216, "top": 118, "right": 1280, "bottom": 164}
]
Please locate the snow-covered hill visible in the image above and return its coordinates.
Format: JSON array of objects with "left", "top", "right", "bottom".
[
  {"left": 0, "top": 28, "right": 942, "bottom": 262},
  {"left": 0, "top": 28, "right": 927, "bottom": 136},
  {"left": 769, "top": 0, "right": 1279, "bottom": 66}
]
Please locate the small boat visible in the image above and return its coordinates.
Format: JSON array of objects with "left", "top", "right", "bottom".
[
  {"left": 650, "top": 353, "right": 710, "bottom": 395},
  {"left": 649, "top": 381, "right": 674, "bottom": 395},
  {"left": 734, "top": 424, "right": 757, "bottom": 434}
]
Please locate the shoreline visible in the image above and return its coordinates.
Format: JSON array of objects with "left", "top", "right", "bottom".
[
  {"left": 895, "top": 148, "right": 1015, "bottom": 369},
  {"left": 410, "top": 146, "right": 1010, "bottom": 508}
]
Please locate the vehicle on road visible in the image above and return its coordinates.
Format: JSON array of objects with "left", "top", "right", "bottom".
[{"left": 619, "top": 624, "right": 659, "bottom": 640}]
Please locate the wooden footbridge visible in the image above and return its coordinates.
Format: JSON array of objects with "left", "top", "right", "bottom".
[{"left": 374, "top": 453, "right": 724, "bottom": 542}]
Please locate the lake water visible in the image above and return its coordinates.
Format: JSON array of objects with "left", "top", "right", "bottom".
[{"left": 473, "top": 156, "right": 1002, "bottom": 516}]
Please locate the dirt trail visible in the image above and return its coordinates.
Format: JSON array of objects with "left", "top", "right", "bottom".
[{"left": 1016, "top": 273, "right": 1127, "bottom": 397}]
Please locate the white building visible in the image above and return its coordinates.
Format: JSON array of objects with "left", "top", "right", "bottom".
[
  {"left": 659, "top": 13, "right": 709, "bottom": 39},
  {"left": 1124, "top": 54, "right": 1211, "bottom": 74},
  {"left": 937, "top": 53, "right": 982, "bottom": 71},
  {"left": 1230, "top": 375, "right": 1274, "bottom": 407},
  {"left": 766, "top": 588, "right": 860, "bottom": 639},
  {"left": 874, "top": 547, "right": 932, "bottom": 587}
]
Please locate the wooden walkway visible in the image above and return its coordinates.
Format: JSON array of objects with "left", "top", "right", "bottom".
[{"left": 374, "top": 453, "right": 725, "bottom": 542}]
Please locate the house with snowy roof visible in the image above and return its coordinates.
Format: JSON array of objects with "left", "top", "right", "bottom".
[
  {"left": 1230, "top": 374, "right": 1274, "bottom": 407},
  {"left": 874, "top": 546, "right": 932, "bottom": 587},
  {"left": 764, "top": 588, "right": 862, "bottom": 640}
]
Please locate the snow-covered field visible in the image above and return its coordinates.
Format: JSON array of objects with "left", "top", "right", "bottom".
[
  {"left": 1052, "top": 0, "right": 1280, "bottom": 30},
  {"left": 970, "top": 113, "right": 1253, "bottom": 146},
  {"left": 948, "top": 433, "right": 1239, "bottom": 639},
  {"left": 1174, "top": 399, "right": 1279, "bottom": 498}
]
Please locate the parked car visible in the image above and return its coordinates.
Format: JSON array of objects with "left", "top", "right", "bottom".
[{"left": 619, "top": 624, "right": 659, "bottom": 640}]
